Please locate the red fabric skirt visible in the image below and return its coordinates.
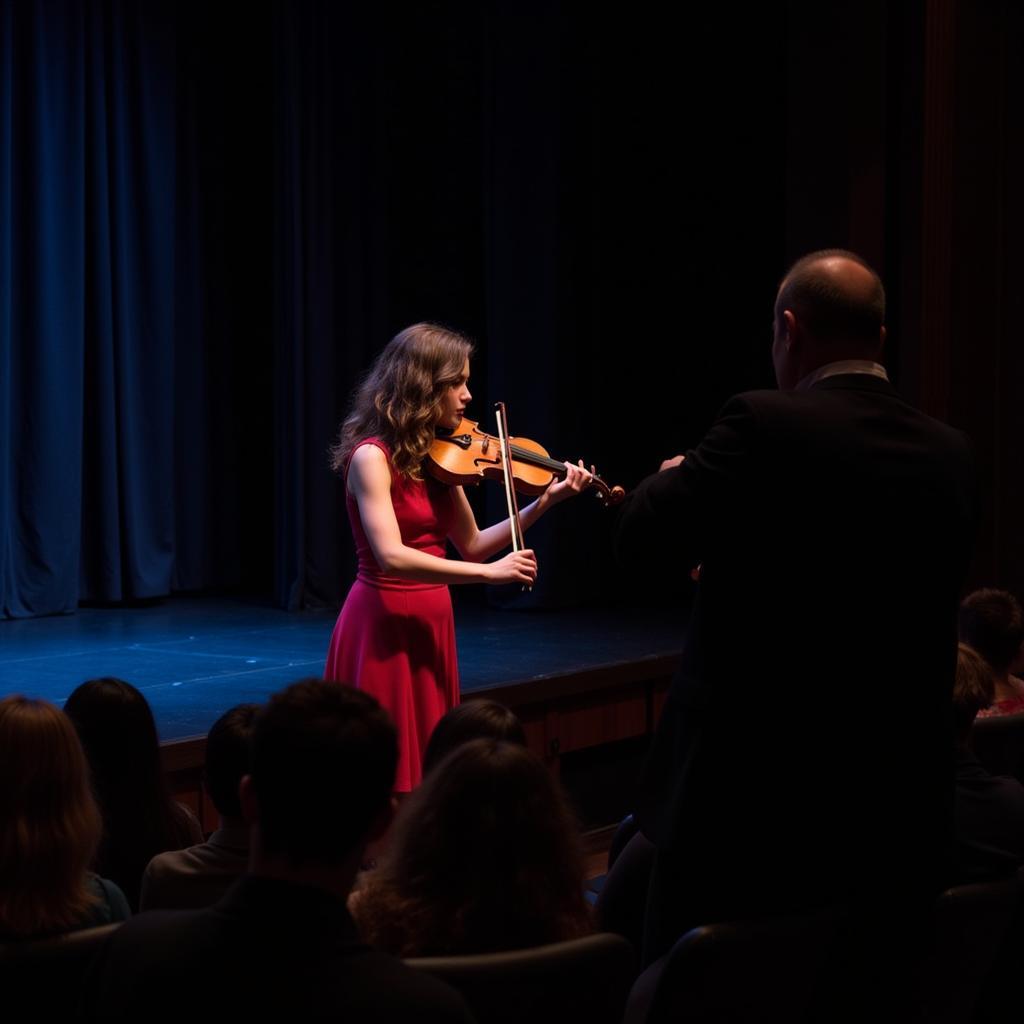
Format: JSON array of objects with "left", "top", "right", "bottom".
[{"left": 324, "top": 580, "right": 459, "bottom": 792}]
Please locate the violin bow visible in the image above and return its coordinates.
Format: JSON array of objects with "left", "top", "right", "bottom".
[{"left": 494, "top": 402, "right": 530, "bottom": 591}]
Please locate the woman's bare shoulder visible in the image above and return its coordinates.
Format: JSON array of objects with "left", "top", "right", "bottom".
[
  {"left": 347, "top": 441, "right": 392, "bottom": 495},
  {"left": 350, "top": 440, "right": 389, "bottom": 467}
]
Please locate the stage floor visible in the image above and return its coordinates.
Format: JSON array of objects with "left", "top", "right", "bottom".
[{"left": 0, "top": 597, "right": 685, "bottom": 742}]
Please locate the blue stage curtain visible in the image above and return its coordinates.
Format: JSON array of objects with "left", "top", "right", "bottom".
[
  {"left": 271, "top": 1, "right": 378, "bottom": 612},
  {"left": 0, "top": 1, "right": 179, "bottom": 618}
]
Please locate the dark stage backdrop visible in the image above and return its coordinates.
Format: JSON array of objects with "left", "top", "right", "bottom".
[
  {"left": 3, "top": 1, "right": 1020, "bottom": 619},
  {"left": 270, "top": 2, "right": 787, "bottom": 613}
]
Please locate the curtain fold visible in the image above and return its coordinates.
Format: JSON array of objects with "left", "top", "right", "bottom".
[
  {"left": 1, "top": 0, "right": 199, "bottom": 618},
  {"left": 2, "top": 1, "right": 87, "bottom": 616},
  {"left": 79, "top": 0, "right": 176, "bottom": 603},
  {"left": 272, "top": 0, "right": 392, "bottom": 611}
]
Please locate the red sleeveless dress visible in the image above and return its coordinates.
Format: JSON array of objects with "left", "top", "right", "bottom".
[{"left": 324, "top": 439, "right": 460, "bottom": 791}]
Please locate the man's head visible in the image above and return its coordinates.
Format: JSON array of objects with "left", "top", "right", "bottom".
[
  {"left": 953, "top": 642, "right": 995, "bottom": 744},
  {"left": 241, "top": 680, "right": 397, "bottom": 869},
  {"left": 958, "top": 588, "right": 1024, "bottom": 676},
  {"left": 204, "top": 703, "right": 260, "bottom": 823},
  {"left": 772, "top": 249, "right": 886, "bottom": 389}
]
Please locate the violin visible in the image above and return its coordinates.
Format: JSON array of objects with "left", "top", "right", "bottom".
[{"left": 427, "top": 415, "right": 625, "bottom": 507}]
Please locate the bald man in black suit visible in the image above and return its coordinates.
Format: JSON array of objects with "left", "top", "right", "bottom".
[{"left": 616, "top": 252, "right": 976, "bottom": 988}]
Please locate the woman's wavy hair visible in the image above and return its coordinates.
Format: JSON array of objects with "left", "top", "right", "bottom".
[
  {"left": 354, "top": 739, "right": 592, "bottom": 956},
  {"left": 0, "top": 696, "right": 102, "bottom": 936},
  {"left": 330, "top": 323, "right": 474, "bottom": 480}
]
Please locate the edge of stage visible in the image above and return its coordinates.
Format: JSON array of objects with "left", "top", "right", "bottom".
[{"left": 1, "top": 595, "right": 684, "bottom": 828}]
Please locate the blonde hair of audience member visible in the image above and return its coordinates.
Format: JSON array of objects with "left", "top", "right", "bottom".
[
  {"left": 952, "top": 643, "right": 996, "bottom": 744},
  {"left": 354, "top": 738, "right": 592, "bottom": 956},
  {"left": 0, "top": 696, "right": 103, "bottom": 936}
]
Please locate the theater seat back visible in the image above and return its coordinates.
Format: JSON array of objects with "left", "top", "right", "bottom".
[{"left": 407, "top": 932, "right": 636, "bottom": 1024}]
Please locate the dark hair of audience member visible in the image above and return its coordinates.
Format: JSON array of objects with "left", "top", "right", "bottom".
[
  {"left": 204, "top": 704, "right": 260, "bottom": 819},
  {"left": 0, "top": 696, "right": 103, "bottom": 936},
  {"left": 63, "top": 677, "right": 196, "bottom": 909},
  {"left": 422, "top": 700, "right": 526, "bottom": 776},
  {"left": 251, "top": 679, "right": 397, "bottom": 865},
  {"left": 959, "top": 589, "right": 1024, "bottom": 674},
  {"left": 354, "top": 739, "right": 592, "bottom": 956},
  {"left": 952, "top": 643, "right": 996, "bottom": 744}
]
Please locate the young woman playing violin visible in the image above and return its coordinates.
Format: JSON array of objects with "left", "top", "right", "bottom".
[{"left": 324, "top": 323, "right": 593, "bottom": 791}]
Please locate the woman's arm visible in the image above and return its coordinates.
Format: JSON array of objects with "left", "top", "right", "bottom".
[
  {"left": 349, "top": 445, "right": 536, "bottom": 586},
  {"left": 447, "top": 462, "right": 593, "bottom": 563}
]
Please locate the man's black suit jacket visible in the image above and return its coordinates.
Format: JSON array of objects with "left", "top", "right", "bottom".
[{"left": 615, "top": 373, "right": 976, "bottom": 954}]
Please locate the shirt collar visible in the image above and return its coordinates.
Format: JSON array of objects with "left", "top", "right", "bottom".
[{"left": 796, "top": 360, "right": 890, "bottom": 391}]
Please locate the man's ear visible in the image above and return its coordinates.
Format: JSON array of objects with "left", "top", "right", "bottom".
[
  {"left": 782, "top": 309, "right": 799, "bottom": 351},
  {"left": 239, "top": 774, "right": 259, "bottom": 826},
  {"left": 876, "top": 325, "right": 887, "bottom": 360}
]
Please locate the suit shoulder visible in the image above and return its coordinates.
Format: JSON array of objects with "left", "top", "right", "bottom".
[
  {"left": 716, "top": 388, "right": 809, "bottom": 427},
  {"left": 724, "top": 387, "right": 972, "bottom": 469},
  {"left": 915, "top": 407, "right": 973, "bottom": 450}
]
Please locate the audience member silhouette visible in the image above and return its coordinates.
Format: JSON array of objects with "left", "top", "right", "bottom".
[
  {"left": 63, "top": 678, "right": 202, "bottom": 912},
  {"left": 140, "top": 703, "right": 259, "bottom": 911},
  {"left": 84, "top": 680, "right": 473, "bottom": 1021},
  {"left": 354, "top": 738, "right": 592, "bottom": 956},
  {"left": 952, "top": 643, "right": 1024, "bottom": 882},
  {"left": 422, "top": 699, "right": 526, "bottom": 776},
  {"left": 0, "top": 695, "right": 130, "bottom": 939},
  {"left": 959, "top": 589, "right": 1024, "bottom": 718}
]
